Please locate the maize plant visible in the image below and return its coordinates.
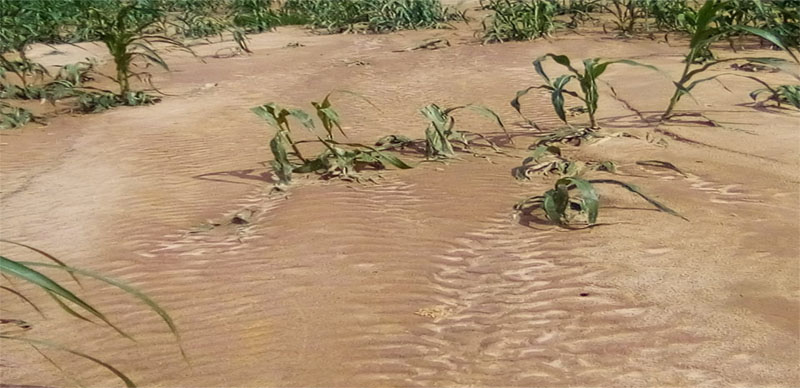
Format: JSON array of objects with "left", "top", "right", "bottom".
[
  {"left": 513, "top": 53, "right": 658, "bottom": 129},
  {"left": 661, "top": 0, "right": 799, "bottom": 120},
  {"left": 419, "top": 103, "right": 510, "bottom": 159},
  {"left": 87, "top": 4, "right": 195, "bottom": 96},
  {"left": 252, "top": 93, "right": 412, "bottom": 185}
]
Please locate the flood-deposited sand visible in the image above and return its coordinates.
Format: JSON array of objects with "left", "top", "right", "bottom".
[{"left": 1, "top": 12, "right": 798, "bottom": 388}]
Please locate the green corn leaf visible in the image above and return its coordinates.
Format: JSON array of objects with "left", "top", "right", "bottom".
[
  {"left": 564, "top": 177, "right": 599, "bottom": 224},
  {"left": 591, "top": 59, "right": 660, "bottom": 79},
  {"left": 636, "top": 160, "right": 688, "bottom": 177},
  {"left": 323, "top": 140, "right": 414, "bottom": 170},
  {"left": 543, "top": 183, "right": 569, "bottom": 224},
  {"left": 464, "top": 104, "right": 512, "bottom": 143},
  {"left": 533, "top": 58, "right": 551, "bottom": 85},
  {"left": 287, "top": 109, "right": 316, "bottom": 132},
  {"left": 538, "top": 53, "right": 580, "bottom": 75},
  {"left": 690, "top": 0, "right": 723, "bottom": 48},
  {"left": 589, "top": 179, "right": 688, "bottom": 221},
  {"left": 730, "top": 26, "right": 798, "bottom": 63},
  {"left": 525, "top": 145, "right": 561, "bottom": 164},
  {"left": 250, "top": 104, "right": 281, "bottom": 130},
  {"left": 375, "top": 151, "right": 414, "bottom": 170},
  {"left": 129, "top": 42, "right": 169, "bottom": 71},
  {"left": 269, "top": 131, "right": 293, "bottom": 185},
  {"left": 551, "top": 75, "right": 575, "bottom": 122},
  {"left": 685, "top": 73, "right": 728, "bottom": 93},
  {"left": 511, "top": 86, "right": 537, "bottom": 115}
]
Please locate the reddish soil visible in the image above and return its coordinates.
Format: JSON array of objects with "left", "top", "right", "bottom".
[{"left": 1, "top": 9, "right": 798, "bottom": 388}]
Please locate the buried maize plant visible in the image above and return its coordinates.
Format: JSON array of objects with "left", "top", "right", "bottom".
[
  {"left": 511, "top": 144, "right": 617, "bottom": 180},
  {"left": 417, "top": 103, "right": 511, "bottom": 159},
  {"left": 252, "top": 92, "right": 412, "bottom": 185},
  {"left": 0, "top": 240, "right": 183, "bottom": 387},
  {"left": 377, "top": 103, "right": 510, "bottom": 159}
]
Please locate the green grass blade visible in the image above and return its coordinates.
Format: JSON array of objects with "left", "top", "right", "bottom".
[
  {"left": 464, "top": 104, "right": 512, "bottom": 143},
  {"left": 19, "top": 261, "right": 186, "bottom": 361},
  {"left": 0, "top": 256, "right": 128, "bottom": 338},
  {"left": 731, "top": 26, "right": 798, "bottom": 63},
  {"left": 0, "top": 335, "right": 136, "bottom": 388},
  {"left": 0, "top": 240, "right": 82, "bottom": 285},
  {"left": 589, "top": 179, "right": 687, "bottom": 221},
  {"left": 47, "top": 290, "right": 97, "bottom": 324},
  {"left": 636, "top": 160, "right": 688, "bottom": 177}
]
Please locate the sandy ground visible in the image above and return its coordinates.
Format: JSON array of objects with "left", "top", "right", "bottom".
[{"left": 1, "top": 11, "right": 799, "bottom": 388}]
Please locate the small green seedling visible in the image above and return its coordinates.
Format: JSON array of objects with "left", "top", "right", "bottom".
[
  {"left": 513, "top": 53, "right": 658, "bottom": 129},
  {"left": 420, "top": 103, "right": 510, "bottom": 159},
  {"left": 252, "top": 93, "right": 412, "bottom": 185}
]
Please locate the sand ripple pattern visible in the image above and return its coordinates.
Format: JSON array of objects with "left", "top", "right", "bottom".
[{"left": 338, "top": 206, "right": 710, "bottom": 387}]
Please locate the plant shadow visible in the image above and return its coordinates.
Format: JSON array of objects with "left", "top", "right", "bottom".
[{"left": 193, "top": 166, "right": 277, "bottom": 186}]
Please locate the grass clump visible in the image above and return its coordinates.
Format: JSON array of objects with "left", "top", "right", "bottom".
[
  {"left": 282, "top": 0, "right": 459, "bottom": 33},
  {"left": 0, "top": 102, "right": 36, "bottom": 129},
  {"left": 479, "top": 0, "right": 558, "bottom": 43},
  {"left": 750, "top": 84, "right": 800, "bottom": 109}
]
